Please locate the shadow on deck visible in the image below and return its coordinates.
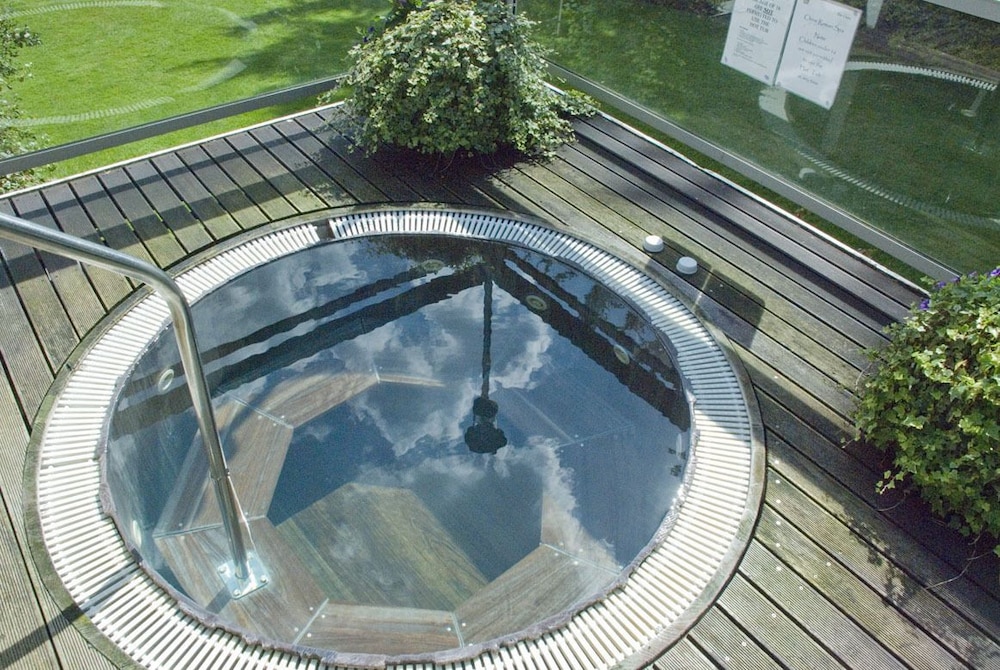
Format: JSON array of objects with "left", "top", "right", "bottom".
[{"left": 0, "top": 105, "right": 997, "bottom": 669}]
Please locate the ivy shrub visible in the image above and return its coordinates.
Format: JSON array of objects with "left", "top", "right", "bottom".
[
  {"left": 0, "top": 14, "right": 44, "bottom": 192},
  {"left": 853, "top": 268, "right": 1000, "bottom": 556},
  {"left": 335, "top": 0, "right": 591, "bottom": 158}
]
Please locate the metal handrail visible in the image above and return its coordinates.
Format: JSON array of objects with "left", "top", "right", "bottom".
[{"left": 0, "top": 212, "right": 267, "bottom": 596}]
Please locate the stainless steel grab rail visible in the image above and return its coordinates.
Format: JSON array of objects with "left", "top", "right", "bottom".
[{"left": 0, "top": 212, "right": 267, "bottom": 597}]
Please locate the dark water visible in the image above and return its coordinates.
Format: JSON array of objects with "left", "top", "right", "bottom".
[{"left": 108, "top": 234, "right": 691, "bottom": 605}]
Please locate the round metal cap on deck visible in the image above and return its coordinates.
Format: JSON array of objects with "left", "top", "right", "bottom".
[
  {"left": 677, "top": 256, "right": 698, "bottom": 275},
  {"left": 642, "top": 234, "right": 665, "bottom": 253}
]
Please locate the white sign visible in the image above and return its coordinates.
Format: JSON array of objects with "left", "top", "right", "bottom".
[
  {"left": 721, "top": 0, "right": 797, "bottom": 84},
  {"left": 775, "top": 0, "right": 862, "bottom": 108}
]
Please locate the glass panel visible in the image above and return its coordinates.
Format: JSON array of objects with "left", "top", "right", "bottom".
[
  {"left": 522, "top": 0, "right": 1000, "bottom": 272},
  {"left": 106, "top": 235, "right": 691, "bottom": 656},
  {"left": 4, "top": 1, "right": 382, "bottom": 155}
]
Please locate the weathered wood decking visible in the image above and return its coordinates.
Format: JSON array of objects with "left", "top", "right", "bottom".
[{"left": 1, "top": 105, "right": 998, "bottom": 669}]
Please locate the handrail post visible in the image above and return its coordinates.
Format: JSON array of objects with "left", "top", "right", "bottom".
[{"left": 0, "top": 212, "right": 267, "bottom": 598}]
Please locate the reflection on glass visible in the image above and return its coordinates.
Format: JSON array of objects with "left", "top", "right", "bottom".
[
  {"left": 106, "top": 235, "right": 691, "bottom": 656},
  {"left": 521, "top": 0, "right": 999, "bottom": 271},
  {"left": 464, "top": 273, "right": 509, "bottom": 455},
  {"left": 4, "top": 0, "right": 383, "bottom": 154}
]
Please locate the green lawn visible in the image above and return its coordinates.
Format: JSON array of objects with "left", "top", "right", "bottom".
[{"left": 6, "top": 0, "right": 383, "bottom": 176}]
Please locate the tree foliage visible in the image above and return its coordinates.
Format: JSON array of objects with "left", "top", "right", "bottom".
[
  {"left": 0, "top": 11, "right": 43, "bottom": 192},
  {"left": 854, "top": 269, "right": 1000, "bottom": 556},
  {"left": 336, "top": 0, "right": 591, "bottom": 158}
]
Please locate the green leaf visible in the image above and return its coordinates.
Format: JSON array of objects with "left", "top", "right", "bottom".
[{"left": 853, "top": 268, "right": 1000, "bottom": 556}]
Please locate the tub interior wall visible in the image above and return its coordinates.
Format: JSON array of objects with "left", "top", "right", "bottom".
[{"left": 103, "top": 234, "right": 694, "bottom": 656}]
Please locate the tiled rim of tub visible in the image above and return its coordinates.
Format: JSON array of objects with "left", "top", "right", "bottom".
[{"left": 27, "top": 206, "right": 765, "bottom": 670}]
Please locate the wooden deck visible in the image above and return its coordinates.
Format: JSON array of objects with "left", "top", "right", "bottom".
[{"left": 1, "top": 104, "right": 998, "bottom": 669}]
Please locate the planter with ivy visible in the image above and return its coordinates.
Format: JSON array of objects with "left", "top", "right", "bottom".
[
  {"left": 853, "top": 268, "right": 1000, "bottom": 558},
  {"left": 332, "top": 0, "right": 591, "bottom": 159}
]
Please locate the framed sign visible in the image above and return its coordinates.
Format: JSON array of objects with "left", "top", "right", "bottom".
[
  {"left": 723, "top": 0, "right": 862, "bottom": 108},
  {"left": 775, "top": 0, "right": 862, "bottom": 108},
  {"left": 721, "top": 0, "right": 797, "bottom": 84}
]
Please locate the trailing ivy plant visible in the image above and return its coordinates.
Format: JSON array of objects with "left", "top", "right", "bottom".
[
  {"left": 0, "top": 13, "right": 44, "bottom": 192},
  {"left": 853, "top": 268, "right": 1000, "bottom": 556},
  {"left": 334, "top": 0, "right": 592, "bottom": 158}
]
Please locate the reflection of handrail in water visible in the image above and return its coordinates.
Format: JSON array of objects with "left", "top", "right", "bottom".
[{"left": 0, "top": 211, "right": 267, "bottom": 597}]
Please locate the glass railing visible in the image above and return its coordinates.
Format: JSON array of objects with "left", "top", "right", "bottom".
[
  {"left": 520, "top": 0, "right": 999, "bottom": 275},
  {"left": 2, "top": 0, "right": 997, "bottom": 274},
  {"left": 0, "top": 0, "right": 384, "bottom": 176}
]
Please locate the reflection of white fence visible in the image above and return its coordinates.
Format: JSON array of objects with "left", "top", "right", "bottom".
[{"left": 845, "top": 61, "right": 998, "bottom": 91}]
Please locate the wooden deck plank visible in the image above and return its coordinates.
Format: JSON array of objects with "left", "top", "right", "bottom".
[
  {"left": 8, "top": 190, "right": 105, "bottom": 337},
  {"left": 565, "top": 134, "right": 901, "bottom": 338},
  {"left": 0, "top": 259, "right": 52, "bottom": 422},
  {"left": 0, "top": 203, "right": 77, "bottom": 373},
  {"left": 715, "top": 574, "right": 847, "bottom": 670},
  {"left": 688, "top": 606, "right": 784, "bottom": 669},
  {"left": 149, "top": 153, "right": 242, "bottom": 240},
  {"left": 764, "top": 453, "right": 1000, "bottom": 644},
  {"left": 269, "top": 114, "right": 390, "bottom": 203},
  {"left": 200, "top": 137, "right": 300, "bottom": 222},
  {"left": 296, "top": 111, "right": 423, "bottom": 202},
  {"left": 40, "top": 182, "right": 132, "bottom": 309},
  {"left": 247, "top": 124, "right": 357, "bottom": 209},
  {"left": 576, "top": 116, "right": 916, "bottom": 320},
  {"left": 559, "top": 140, "right": 892, "bottom": 353},
  {"left": 754, "top": 505, "right": 972, "bottom": 669},
  {"left": 757, "top": 367, "right": 1000, "bottom": 602},
  {"left": 0, "top": 487, "right": 60, "bottom": 670},
  {"left": 98, "top": 167, "right": 186, "bottom": 266},
  {"left": 747, "top": 327, "right": 1000, "bottom": 604},
  {"left": 124, "top": 160, "right": 215, "bottom": 252},
  {"left": 649, "top": 638, "right": 717, "bottom": 669},
  {"left": 442, "top": 162, "right": 541, "bottom": 220},
  {"left": 224, "top": 130, "right": 329, "bottom": 215},
  {"left": 769, "top": 392, "right": 1000, "bottom": 596},
  {"left": 69, "top": 174, "right": 155, "bottom": 269},
  {"left": 313, "top": 106, "right": 510, "bottom": 210},
  {"left": 174, "top": 145, "right": 269, "bottom": 229},
  {"left": 739, "top": 540, "right": 909, "bottom": 670},
  {"left": 579, "top": 115, "right": 923, "bottom": 304},
  {"left": 362, "top": 147, "right": 481, "bottom": 205}
]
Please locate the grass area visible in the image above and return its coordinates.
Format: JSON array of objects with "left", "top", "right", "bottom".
[
  {"left": 5, "top": 0, "right": 383, "bottom": 176},
  {"left": 520, "top": 0, "right": 1000, "bottom": 274},
  {"left": 5, "top": 0, "right": 998, "bottom": 274}
]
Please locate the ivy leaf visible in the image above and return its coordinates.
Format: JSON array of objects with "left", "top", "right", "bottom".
[
  {"left": 335, "top": 0, "right": 593, "bottom": 158},
  {"left": 854, "top": 268, "right": 1000, "bottom": 557}
]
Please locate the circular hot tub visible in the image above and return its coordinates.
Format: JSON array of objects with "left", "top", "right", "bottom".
[{"left": 32, "top": 208, "right": 763, "bottom": 669}]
